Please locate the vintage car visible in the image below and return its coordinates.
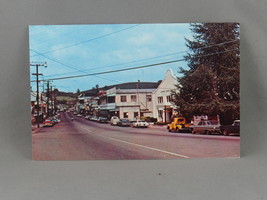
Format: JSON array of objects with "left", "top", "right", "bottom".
[
  {"left": 110, "top": 116, "right": 120, "bottom": 125},
  {"left": 117, "top": 119, "right": 132, "bottom": 127},
  {"left": 90, "top": 116, "right": 99, "bottom": 121},
  {"left": 167, "top": 117, "right": 191, "bottom": 133},
  {"left": 97, "top": 117, "right": 109, "bottom": 123},
  {"left": 190, "top": 120, "right": 220, "bottom": 134},
  {"left": 84, "top": 115, "right": 91, "bottom": 120},
  {"left": 43, "top": 119, "right": 54, "bottom": 127},
  {"left": 132, "top": 120, "right": 149, "bottom": 128},
  {"left": 220, "top": 120, "right": 240, "bottom": 136}
]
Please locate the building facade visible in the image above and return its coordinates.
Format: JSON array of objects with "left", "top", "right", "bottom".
[
  {"left": 77, "top": 69, "right": 179, "bottom": 122},
  {"left": 152, "top": 69, "right": 178, "bottom": 123},
  {"left": 99, "top": 82, "right": 159, "bottom": 120}
]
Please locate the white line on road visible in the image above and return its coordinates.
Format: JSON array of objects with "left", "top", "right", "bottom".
[
  {"left": 107, "top": 137, "right": 189, "bottom": 158},
  {"left": 79, "top": 122, "right": 189, "bottom": 158},
  {"left": 80, "top": 127, "right": 93, "bottom": 132}
]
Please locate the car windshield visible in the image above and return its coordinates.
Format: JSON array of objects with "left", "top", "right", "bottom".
[{"left": 121, "top": 119, "right": 130, "bottom": 122}]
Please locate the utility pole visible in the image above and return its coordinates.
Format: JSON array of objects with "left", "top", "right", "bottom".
[
  {"left": 52, "top": 85, "right": 57, "bottom": 113},
  {"left": 30, "top": 62, "right": 47, "bottom": 128},
  {"left": 50, "top": 85, "right": 53, "bottom": 116},
  {"left": 45, "top": 81, "right": 51, "bottom": 117}
]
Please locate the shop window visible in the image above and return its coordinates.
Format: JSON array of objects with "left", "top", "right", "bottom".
[{"left": 123, "top": 112, "right": 128, "bottom": 118}]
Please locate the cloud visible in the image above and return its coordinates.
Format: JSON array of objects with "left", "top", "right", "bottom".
[{"left": 127, "top": 33, "right": 155, "bottom": 46}]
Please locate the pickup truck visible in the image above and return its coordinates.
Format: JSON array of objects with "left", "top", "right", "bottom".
[
  {"left": 190, "top": 120, "right": 220, "bottom": 134},
  {"left": 220, "top": 120, "right": 240, "bottom": 136}
]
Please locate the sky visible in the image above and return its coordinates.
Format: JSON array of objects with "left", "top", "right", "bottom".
[{"left": 29, "top": 23, "right": 193, "bottom": 93}]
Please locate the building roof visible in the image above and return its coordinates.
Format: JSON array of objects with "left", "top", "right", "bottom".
[
  {"left": 116, "top": 88, "right": 156, "bottom": 94},
  {"left": 115, "top": 82, "right": 161, "bottom": 89},
  {"left": 81, "top": 81, "right": 161, "bottom": 96}
]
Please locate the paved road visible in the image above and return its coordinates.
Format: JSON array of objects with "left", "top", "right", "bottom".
[{"left": 32, "top": 112, "right": 240, "bottom": 160}]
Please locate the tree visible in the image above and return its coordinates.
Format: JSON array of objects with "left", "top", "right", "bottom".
[
  {"left": 172, "top": 23, "right": 240, "bottom": 124},
  {"left": 76, "top": 89, "right": 80, "bottom": 94}
]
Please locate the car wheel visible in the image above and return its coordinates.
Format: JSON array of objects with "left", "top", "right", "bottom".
[
  {"left": 176, "top": 128, "right": 180, "bottom": 133},
  {"left": 191, "top": 129, "right": 196, "bottom": 134},
  {"left": 205, "top": 130, "right": 210, "bottom": 135},
  {"left": 222, "top": 129, "right": 229, "bottom": 136}
]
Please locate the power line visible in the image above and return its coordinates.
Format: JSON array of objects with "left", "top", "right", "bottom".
[
  {"left": 33, "top": 49, "right": 186, "bottom": 77},
  {"left": 31, "top": 48, "right": 238, "bottom": 83},
  {"left": 30, "top": 49, "right": 88, "bottom": 73},
  {"left": 30, "top": 39, "right": 238, "bottom": 79},
  {"left": 30, "top": 49, "right": 122, "bottom": 84},
  {"left": 30, "top": 24, "right": 140, "bottom": 57}
]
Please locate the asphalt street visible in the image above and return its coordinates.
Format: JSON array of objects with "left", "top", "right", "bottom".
[{"left": 32, "top": 112, "right": 240, "bottom": 160}]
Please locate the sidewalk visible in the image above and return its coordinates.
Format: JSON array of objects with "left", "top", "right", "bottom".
[{"left": 149, "top": 124, "right": 167, "bottom": 129}]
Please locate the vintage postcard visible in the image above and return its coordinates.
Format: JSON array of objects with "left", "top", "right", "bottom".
[{"left": 30, "top": 23, "right": 240, "bottom": 160}]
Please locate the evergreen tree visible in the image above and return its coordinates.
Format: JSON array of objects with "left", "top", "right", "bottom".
[{"left": 172, "top": 23, "right": 240, "bottom": 124}]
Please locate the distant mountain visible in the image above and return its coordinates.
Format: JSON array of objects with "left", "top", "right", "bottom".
[{"left": 53, "top": 89, "right": 78, "bottom": 98}]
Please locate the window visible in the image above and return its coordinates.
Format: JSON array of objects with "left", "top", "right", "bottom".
[
  {"left": 134, "top": 112, "right": 139, "bottom": 118},
  {"left": 108, "top": 96, "right": 115, "bottom": 103},
  {"left": 123, "top": 112, "right": 128, "bottom": 118},
  {"left": 146, "top": 95, "right": 152, "bottom": 102},
  {"left": 120, "top": 96, "right": 127, "bottom": 102},
  {"left": 158, "top": 96, "right": 163, "bottom": 103},
  {"left": 131, "top": 95, "right": 137, "bottom": 102},
  {"left": 166, "top": 95, "right": 172, "bottom": 102}
]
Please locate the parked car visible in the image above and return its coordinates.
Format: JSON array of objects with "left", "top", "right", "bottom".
[
  {"left": 117, "top": 119, "right": 132, "bottom": 127},
  {"left": 97, "top": 117, "right": 109, "bottom": 123},
  {"left": 90, "top": 116, "right": 98, "bottom": 121},
  {"left": 190, "top": 120, "right": 220, "bottom": 134},
  {"left": 132, "top": 120, "right": 149, "bottom": 128},
  {"left": 167, "top": 117, "right": 191, "bottom": 133},
  {"left": 48, "top": 117, "right": 57, "bottom": 125},
  {"left": 77, "top": 114, "right": 82, "bottom": 117},
  {"left": 220, "top": 120, "right": 240, "bottom": 136},
  {"left": 43, "top": 119, "right": 54, "bottom": 127},
  {"left": 51, "top": 116, "right": 60, "bottom": 123},
  {"left": 85, "top": 115, "right": 92, "bottom": 120},
  {"left": 110, "top": 116, "right": 120, "bottom": 125}
]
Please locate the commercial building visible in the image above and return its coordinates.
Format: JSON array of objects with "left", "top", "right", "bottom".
[
  {"left": 77, "top": 69, "right": 179, "bottom": 123},
  {"left": 100, "top": 82, "right": 160, "bottom": 120}
]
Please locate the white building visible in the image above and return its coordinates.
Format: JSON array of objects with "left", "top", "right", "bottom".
[
  {"left": 100, "top": 82, "right": 160, "bottom": 120},
  {"left": 152, "top": 69, "right": 178, "bottom": 123}
]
